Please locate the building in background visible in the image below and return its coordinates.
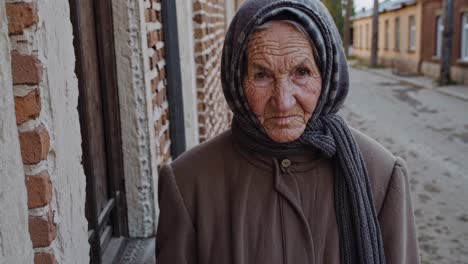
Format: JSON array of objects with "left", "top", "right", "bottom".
[
  {"left": 352, "top": 0, "right": 422, "bottom": 75},
  {"left": 419, "top": 0, "right": 468, "bottom": 84},
  {"left": 0, "top": 0, "right": 237, "bottom": 263},
  {"left": 352, "top": 0, "right": 468, "bottom": 84}
]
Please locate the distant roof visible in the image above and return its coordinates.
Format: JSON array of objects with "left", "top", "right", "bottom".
[{"left": 352, "top": 0, "right": 417, "bottom": 20}]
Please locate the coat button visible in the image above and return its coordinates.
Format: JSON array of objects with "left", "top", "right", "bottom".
[{"left": 281, "top": 159, "right": 291, "bottom": 168}]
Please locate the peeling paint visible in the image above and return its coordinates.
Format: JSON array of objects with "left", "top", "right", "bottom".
[
  {"left": 112, "top": 0, "right": 159, "bottom": 237},
  {"left": 0, "top": 2, "right": 34, "bottom": 263}
]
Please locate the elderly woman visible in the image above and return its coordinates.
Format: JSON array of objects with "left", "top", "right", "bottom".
[{"left": 156, "top": 0, "right": 419, "bottom": 263}]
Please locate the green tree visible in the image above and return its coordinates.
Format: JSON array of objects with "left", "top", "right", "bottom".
[
  {"left": 343, "top": 0, "right": 353, "bottom": 56},
  {"left": 323, "top": 0, "right": 344, "bottom": 36}
]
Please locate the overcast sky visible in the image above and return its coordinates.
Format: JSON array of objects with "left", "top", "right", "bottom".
[{"left": 353, "top": 0, "right": 377, "bottom": 10}]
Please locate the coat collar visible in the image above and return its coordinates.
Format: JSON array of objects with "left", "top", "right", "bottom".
[{"left": 230, "top": 129, "right": 325, "bottom": 173}]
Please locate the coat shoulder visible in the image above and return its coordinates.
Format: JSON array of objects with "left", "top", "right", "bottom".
[
  {"left": 350, "top": 128, "right": 398, "bottom": 210},
  {"left": 168, "top": 130, "right": 236, "bottom": 190},
  {"left": 351, "top": 128, "right": 396, "bottom": 171},
  {"left": 161, "top": 130, "right": 236, "bottom": 220},
  {"left": 171, "top": 130, "right": 234, "bottom": 172}
]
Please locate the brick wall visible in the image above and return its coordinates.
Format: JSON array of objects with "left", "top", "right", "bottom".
[
  {"left": 0, "top": 2, "right": 34, "bottom": 261},
  {"left": 6, "top": 1, "right": 88, "bottom": 262},
  {"left": 421, "top": 0, "right": 468, "bottom": 64},
  {"left": 193, "top": 0, "right": 232, "bottom": 142},
  {"left": 420, "top": 0, "right": 442, "bottom": 62},
  {"left": 6, "top": 2, "right": 57, "bottom": 263},
  {"left": 145, "top": 0, "right": 171, "bottom": 168},
  {"left": 145, "top": 0, "right": 234, "bottom": 164}
]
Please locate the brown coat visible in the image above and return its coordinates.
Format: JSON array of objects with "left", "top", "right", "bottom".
[{"left": 156, "top": 129, "right": 420, "bottom": 264}]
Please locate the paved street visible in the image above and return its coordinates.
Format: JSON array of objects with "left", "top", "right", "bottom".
[{"left": 342, "top": 66, "right": 468, "bottom": 264}]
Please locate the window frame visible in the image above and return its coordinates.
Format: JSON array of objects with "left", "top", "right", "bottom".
[
  {"left": 395, "top": 17, "right": 400, "bottom": 51},
  {"left": 462, "top": 13, "right": 468, "bottom": 61},
  {"left": 359, "top": 25, "right": 365, "bottom": 49},
  {"left": 435, "top": 15, "right": 444, "bottom": 57},
  {"left": 409, "top": 15, "right": 416, "bottom": 51},
  {"left": 384, "top": 19, "right": 389, "bottom": 50},
  {"left": 366, "top": 23, "right": 369, "bottom": 50}
]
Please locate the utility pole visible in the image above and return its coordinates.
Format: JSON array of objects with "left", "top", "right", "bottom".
[
  {"left": 440, "top": 0, "right": 454, "bottom": 85},
  {"left": 343, "top": 0, "right": 352, "bottom": 57},
  {"left": 370, "top": 0, "right": 379, "bottom": 67}
]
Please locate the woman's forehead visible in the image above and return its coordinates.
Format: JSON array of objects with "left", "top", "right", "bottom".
[
  {"left": 246, "top": 22, "right": 315, "bottom": 59},
  {"left": 249, "top": 23, "right": 307, "bottom": 44},
  {"left": 249, "top": 20, "right": 308, "bottom": 42}
]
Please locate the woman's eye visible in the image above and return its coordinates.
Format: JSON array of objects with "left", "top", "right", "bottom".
[
  {"left": 296, "top": 67, "right": 310, "bottom": 77},
  {"left": 254, "top": 72, "right": 267, "bottom": 79}
]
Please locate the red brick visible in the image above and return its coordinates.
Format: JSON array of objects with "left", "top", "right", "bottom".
[
  {"left": 156, "top": 89, "right": 166, "bottom": 105},
  {"left": 155, "top": 11, "right": 161, "bottom": 22},
  {"left": 15, "top": 89, "right": 41, "bottom": 125},
  {"left": 198, "top": 114, "right": 206, "bottom": 123},
  {"left": 196, "top": 78, "right": 205, "bottom": 88},
  {"left": 34, "top": 251, "right": 57, "bottom": 264},
  {"left": 193, "top": 2, "right": 203, "bottom": 11},
  {"left": 148, "top": 9, "right": 157, "bottom": 22},
  {"left": 195, "top": 54, "right": 204, "bottom": 64},
  {"left": 197, "top": 102, "right": 205, "bottom": 111},
  {"left": 194, "top": 41, "right": 205, "bottom": 53},
  {"left": 151, "top": 79, "right": 158, "bottom": 93},
  {"left": 29, "top": 210, "right": 56, "bottom": 248},
  {"left": 6, "top": 3, "right": 38, "bottom": 35},
  {"left": 194, "top": 28, "right": 205, "bottom": 40},
  {"left": 26, "top": 170, "right": 52, "bottom": 209},
  {"left": 144, "top": 9, "right": 150, "bottom": 22},
  {"left": 11, "top": 51, "right": 43, "bottom": 85},
  {"left": 193, "top": 14, "right": 204, "bottom": 24},
  {"left": 19, "top": 124, "right": 50, "bottom": 165},
  {"left": 147, "top": 31, "right": 158, "bottom": 48},
  {"left": 158, "top": 30, "right": 164, "bottom": 41}
]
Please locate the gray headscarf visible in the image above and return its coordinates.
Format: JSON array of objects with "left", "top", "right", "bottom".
[{"left": 221, "top": 0, "right": 386, "bottom": 263}]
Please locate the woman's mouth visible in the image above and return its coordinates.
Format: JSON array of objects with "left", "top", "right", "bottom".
[{"left": 269, "top": 115, "right": 300, "bottom": 126}]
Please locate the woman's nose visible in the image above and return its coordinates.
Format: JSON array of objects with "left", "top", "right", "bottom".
[{"left": 271, "top": 78, "right": 295, "bottom": 112}]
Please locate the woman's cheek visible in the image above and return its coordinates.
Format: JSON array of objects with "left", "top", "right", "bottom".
[
  {"left": 244, "top": 81, "right": 270, "bottom": 120},
  {"left": 296, "top": 78, "right": 322, "bottom": 114},
  {"left": 247, "top": 89, "right": 269, "bottom": 114}
]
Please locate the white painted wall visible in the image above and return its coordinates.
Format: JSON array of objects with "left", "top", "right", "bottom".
[
  {"left": 4, "top": 0, "right": 89, "bottom": 261},
  {"left": 36, "top": 1, "right": 89, "bottom": 262},
  {"left": 225, "top": 0, "right": 236, "bottom": 28},
  {"left": 112, "top": 0, "right": 203, "bottom": 238},
  {"left": 112, "top": 0, "right": 159, "bottom": 237},
  {"left": 175, "top": 0, "right": 200, "bottom": 149},
  {"left": 0, "top": 3, "right": 34, "bottom": 263}
]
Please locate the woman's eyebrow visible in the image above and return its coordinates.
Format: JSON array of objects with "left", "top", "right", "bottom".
[
  {"left": 250, "top": 62, "right": 271, "bottom": 72},
  {"left": 293, "top": 58, "right": 320, "bottom": 75},
  {"left": 292, "top": 58, "right": 313, "bottom": 68}
]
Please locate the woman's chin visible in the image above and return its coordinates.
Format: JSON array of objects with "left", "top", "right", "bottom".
[{"left": 266, "top": 127, "right": 304, "bottom": 143}]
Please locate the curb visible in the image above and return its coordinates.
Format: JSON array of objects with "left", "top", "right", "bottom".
[{"left": 351, "top": 65, "right": 468, "bottom": 102}]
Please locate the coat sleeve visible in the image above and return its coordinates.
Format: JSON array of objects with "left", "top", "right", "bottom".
[
  {"left": 156, "top": 164, "right": 197, "bottom": 264},
  {"left": 378, "top": 158, "right": 420, "bottom": 264}
]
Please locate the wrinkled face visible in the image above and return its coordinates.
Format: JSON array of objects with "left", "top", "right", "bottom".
[{"left": 243, "top": 21, "right": 322, "bottom": 143}]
